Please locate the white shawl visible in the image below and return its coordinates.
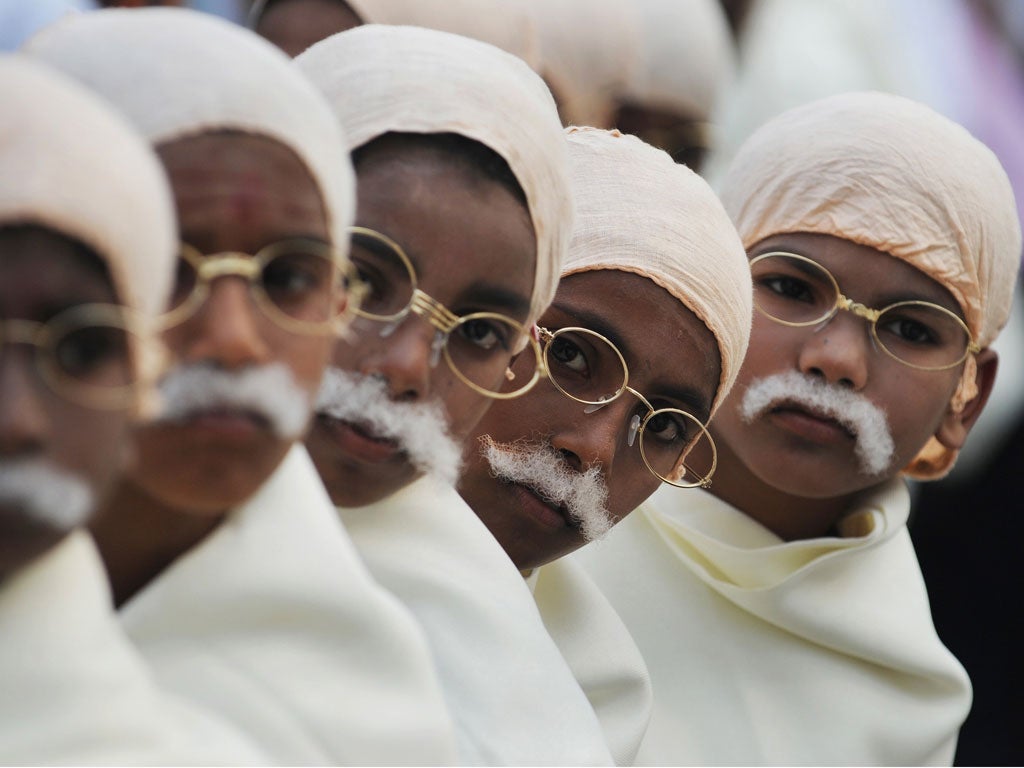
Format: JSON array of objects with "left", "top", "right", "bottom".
[
  {"left": 120, "top": 446, "right": 458, "bottom": 765},
  {"left": 340, "top": 476, "right": 613, "bottom": 765},
  {"left": 575, "top": 479, "right": 971, "bottom": 766}
]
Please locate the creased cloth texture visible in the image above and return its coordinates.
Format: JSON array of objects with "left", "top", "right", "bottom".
[
  {"left": 296, "top": 24, "right": 571, "bottom": 328},
  {"left": 23, "top": 7, "right": 355, "bottom": 250},
  {"left": 0, "top": 55, "right": 175, "bottom": 352},
  {"left": 523, "top": 0, "right": 638, "bottom": 127},
  {"left": 574, "top": 479, "right": 971, "bottom": 766},
  {"left": 562, "top": 127, "right": 751, "bottom": 417},
  {"left": 621, "top": 0, "right": 736, "bottom": 124},
  {"left": 340, "top": 476, "right": 613, "bottom": 766},
  {"left": 0, "top": 531, "right": 265, "bottom": 765},
  {"left": 344, "top": 0, "right": 540, "bottom": 69},
  {"left": 719, "top": 91, "right": 1022, "bottom": 478},
  {"left": 118, "top": 446, "right": 459, "bottom": 766},
  {"left": 529, "top": 557, "right": 653, "bottom": 767}
]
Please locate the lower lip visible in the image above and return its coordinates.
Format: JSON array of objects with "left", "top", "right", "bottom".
[
  {"left": 768, "top": 407, "right": 854, "bottom": 445},
  {"left": 510, "top": 483, "right": 569, "bottom": 530},
  {"left": 317, "top": 414, "right": 402, "bottom": 464}
]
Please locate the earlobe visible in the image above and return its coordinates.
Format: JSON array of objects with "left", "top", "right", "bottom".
[{"left": 935, "top": 349, "right": 999, "bottom": 450}]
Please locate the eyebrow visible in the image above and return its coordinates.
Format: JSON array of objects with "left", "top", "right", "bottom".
[{"left": 550, "top": 300, "right": 714, "bottom": 419}]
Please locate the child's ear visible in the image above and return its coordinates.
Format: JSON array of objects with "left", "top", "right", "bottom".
[{"left": 935, "top": 348, "right": 998, "bottom": 451}]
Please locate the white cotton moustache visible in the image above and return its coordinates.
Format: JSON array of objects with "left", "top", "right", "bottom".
[
  {"left": 155, "top": 362, "right": 310, "bottom": 439},
  {"left": 739, "top": 371, "right": 895, "bottom": 476},
  {"left": 0, "top": 458, "right": 94, "bottom": 532},
  {"left": 315, "top": 366, "right": 462, "bottom": 487},
  {"left": 479, "top": 436, "right": 613, "bottom": 541}
]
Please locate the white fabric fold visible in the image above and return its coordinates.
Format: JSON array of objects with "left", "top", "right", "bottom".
[
  {"left": 119, "top": 446, "right": 458, "bottom": 765},
  {"left": 530, "top": 557, "right": 653, "bottom": 766},
  {"left": 340, "top": 476, "right": 613, "bottom": 765},
  {"left": 0, "top": 531, "right": 264, "bottom": 765},
  {"left": 574, "top": 479, "right": 971, "bottom": 766}
]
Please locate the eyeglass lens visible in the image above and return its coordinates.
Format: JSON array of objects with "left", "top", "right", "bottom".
[{"left": 750, "top": 252, "right": 971, "bottom": 369}]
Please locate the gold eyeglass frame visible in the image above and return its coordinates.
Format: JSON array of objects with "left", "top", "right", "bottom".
[
  {"left": 347, "top": 226, "right": 543, "bottom": 400},
  {"left": 536, "top": 325, "right": 717, "bottom": 489},
  {"left": 1, "top": 303, "right": 142, "bottom": 410},
  {"left": 159, "top": 238, "right": 356, "bottom": 336},
  {"left": 749, "top": 251, "right": 979, "bottom": 372}
]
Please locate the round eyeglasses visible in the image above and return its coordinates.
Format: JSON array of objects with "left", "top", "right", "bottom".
[
  {"left": 528, "top": 325, "right": 717, "bottom": 489},
  {"left": 1, "top": 303, "right": 141, "bottom": 410},
  {"left": 347, "top": 226, "right": 542, "bottom": 399},
  {"left": 749, "top": 251, "right": 979, "bottom": 371},
  {"left": 160, "top": 238, "right": 354, "bottom": 335}
]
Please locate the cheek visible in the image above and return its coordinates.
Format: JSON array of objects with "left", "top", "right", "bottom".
[
  {"left": 49, "top": 406, "right": 133, "bottom": 499},
  {"left": 273, "top": 333, "right": 332, "bottom": 396},
  {"left": 606, "top": 467, "right": 662, "bottom": 520}
]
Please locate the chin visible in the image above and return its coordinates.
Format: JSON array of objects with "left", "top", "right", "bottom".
[{"left": 749, "top": 452, "right": 893, "bottom": 499}]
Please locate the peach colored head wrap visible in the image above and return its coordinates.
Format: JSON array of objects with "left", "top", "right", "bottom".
[
  {"left": 343, "top": 0, "right": 540, "bottom": 69},
  {"left": 622, "top": 0, "right": 736, "bottom": 124},
  {"left": 522, "top": 0, "right": 639, "bottom": 127},
  {"left": 719, "top": 91, "right": 1022, "bottom": 479},
  {"left": 296, "top": 24, "right": 572, "bottom": 330},
  {"left": 562, "top": 128, "right": 752, "bottom": 418},
  {"left": 0, "top": 54, "right": 175, "bottom": 394},
  {"left": 24, "top": 7, "right": 355, "bottom": 251}
]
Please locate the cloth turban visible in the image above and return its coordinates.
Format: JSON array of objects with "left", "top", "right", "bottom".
[
  {"left": 718, "top": 91, "right": 1022, "bottom": 479},
  {"left": 562, "top": 127, "right": 752, "bottom": 418},
  {"left": 621, "top": 0, "right": 736, "bottom": 125},
  {"left": 0, "top": 54, "right": 175, "bottom": 395},
  {"left": 522, "top": 0, "right": 639, "bottom": 128},
  {"left": 24, "top": 7, "right": 355, "bottom": 250},
  {"left": 296, "top": 24, "right": 572, "bottom": 329}
]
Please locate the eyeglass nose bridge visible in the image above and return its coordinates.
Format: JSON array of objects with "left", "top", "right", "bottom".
[
  {"left": 836, "top": 294, "right": 882, "bottom": 324},
  {"left": 1, "top": 319, "right": 46, "bottom": 347},
  {"left": 195, "top": 253, "right": 262, "bottom": 282}
]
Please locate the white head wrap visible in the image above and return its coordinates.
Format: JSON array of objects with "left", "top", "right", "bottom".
[
  {"left": 719, "top": 91, "right": 1023, "bottom": 479},
  {"left": 24, "top": 7, "right": 355, "bottom": 250},
  {"left": 342, "top": 0, "right": 540, "bottom": 69},
  {"left": 562, "top": 127, "right": 752, "bottom": 417},
  {"left": 296, "top": 24, "right": 572, "bottom": 328},
  {"left": 621, "top": 0, "right": 736, "bottom": 125},
  {"left": 0, "top": 55, "right": 175, "bottom": 391},
  {"left": 522, "top": 0, "right": 639, "bottom": 127}
]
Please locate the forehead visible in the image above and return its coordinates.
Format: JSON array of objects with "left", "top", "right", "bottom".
[
  {"left": 548, "top": 269, "right": 721, "bottom": 417},
  {"left": 751, "top": 231, "right": 964, "bottom": 316},
  {"left": 352, "top": 143, "right": 536, "bottom": 316},
  {"left": 156, "top": 131, "right": 329, "bottom": 252},
  {"left": 0, "top": 226, "right": 117, "bottom": 316}
]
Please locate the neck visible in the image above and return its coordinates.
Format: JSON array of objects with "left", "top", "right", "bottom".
[
  {"left": 707, "top": 436, "right": 867, "bottom": 541},
  {"left": 90, "top": 482, "right": 224, "bottom": 608}
]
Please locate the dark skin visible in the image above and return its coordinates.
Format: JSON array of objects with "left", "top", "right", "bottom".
[
  {"left": 458, "top": 270, "right": 721, "bottom": 571},
  {"left": 306, "top": 140, "right": 536, "bottom": 508},
  {"left": 255, "top": 0, "right": 362, "bottom": 58},
  {"left": 613, "top": 103, "right": 710, "bottom": 172},
  {"left": 92, "top": 132, "right": 336, "bottom": 607},
  {"left": 709, "top": 232, "right": 997, "bottom": 541},
  {"left": 0, "top": 227, "right": 132, "bottom": 583}
]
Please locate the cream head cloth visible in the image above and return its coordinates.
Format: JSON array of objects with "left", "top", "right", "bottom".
[
  {"left": 622, "top": 0, "right": 736, "bottom": 126},
  {"left": 522, "top": 0, "right": 639, "bottom": 128},
  {"left": 562, "top": 127, "right": 752, "bottom": 418},
  {"left": 296, "top": 24, "right": 572, "bottom": 329},
  {"left": 24, "top": 7, "right": 355, "bottom": 250},
  {"left": 0, "top": 54, "right": 175, "bottom": 397},
  {"left": 718, "top": 91, "right": 1022, "bottom": 479}
]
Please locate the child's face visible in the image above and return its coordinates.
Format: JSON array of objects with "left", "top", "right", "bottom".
[{"left": 712, "top": 232, "right": 973, "bottom": 501}]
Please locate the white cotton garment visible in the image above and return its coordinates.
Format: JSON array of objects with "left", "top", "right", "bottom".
[
  {"left": 296, "top": 24, "right": 572, "bottom": 328},
  {"left": 0, "top": 531, "right": 266, "bottom": 765},
  {"left": 119, "top": 446, "right": 459, "bottom": 765},
  {"left": 340, "top": 475, "right": 614, "bottom": 766},
  {"left": 529, "top": 558, "right": 653, "bottom": 767},
  {"left": 574, "top": 479, "right": 972, "bottom": 766},
  {"left": 620, "top": 0, "right": 736, "bottom": 124},
  {"left": 562, "top": 127, "right": 751, "bottom": 418},
  {"left": 343, "top": 0, "right": 541, "bottom": 69},
  {"left": 23, "top": 7, "right": 355, "bottom": 251},
  {"left": 0, "top": 54, "right": 175, "bottom": 392},
  {"left": 522, "top": 0, "right": 640, "bottom": 127},
  {"left": 718, "top": 91, "right": 1022, "bottom": 478}
]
